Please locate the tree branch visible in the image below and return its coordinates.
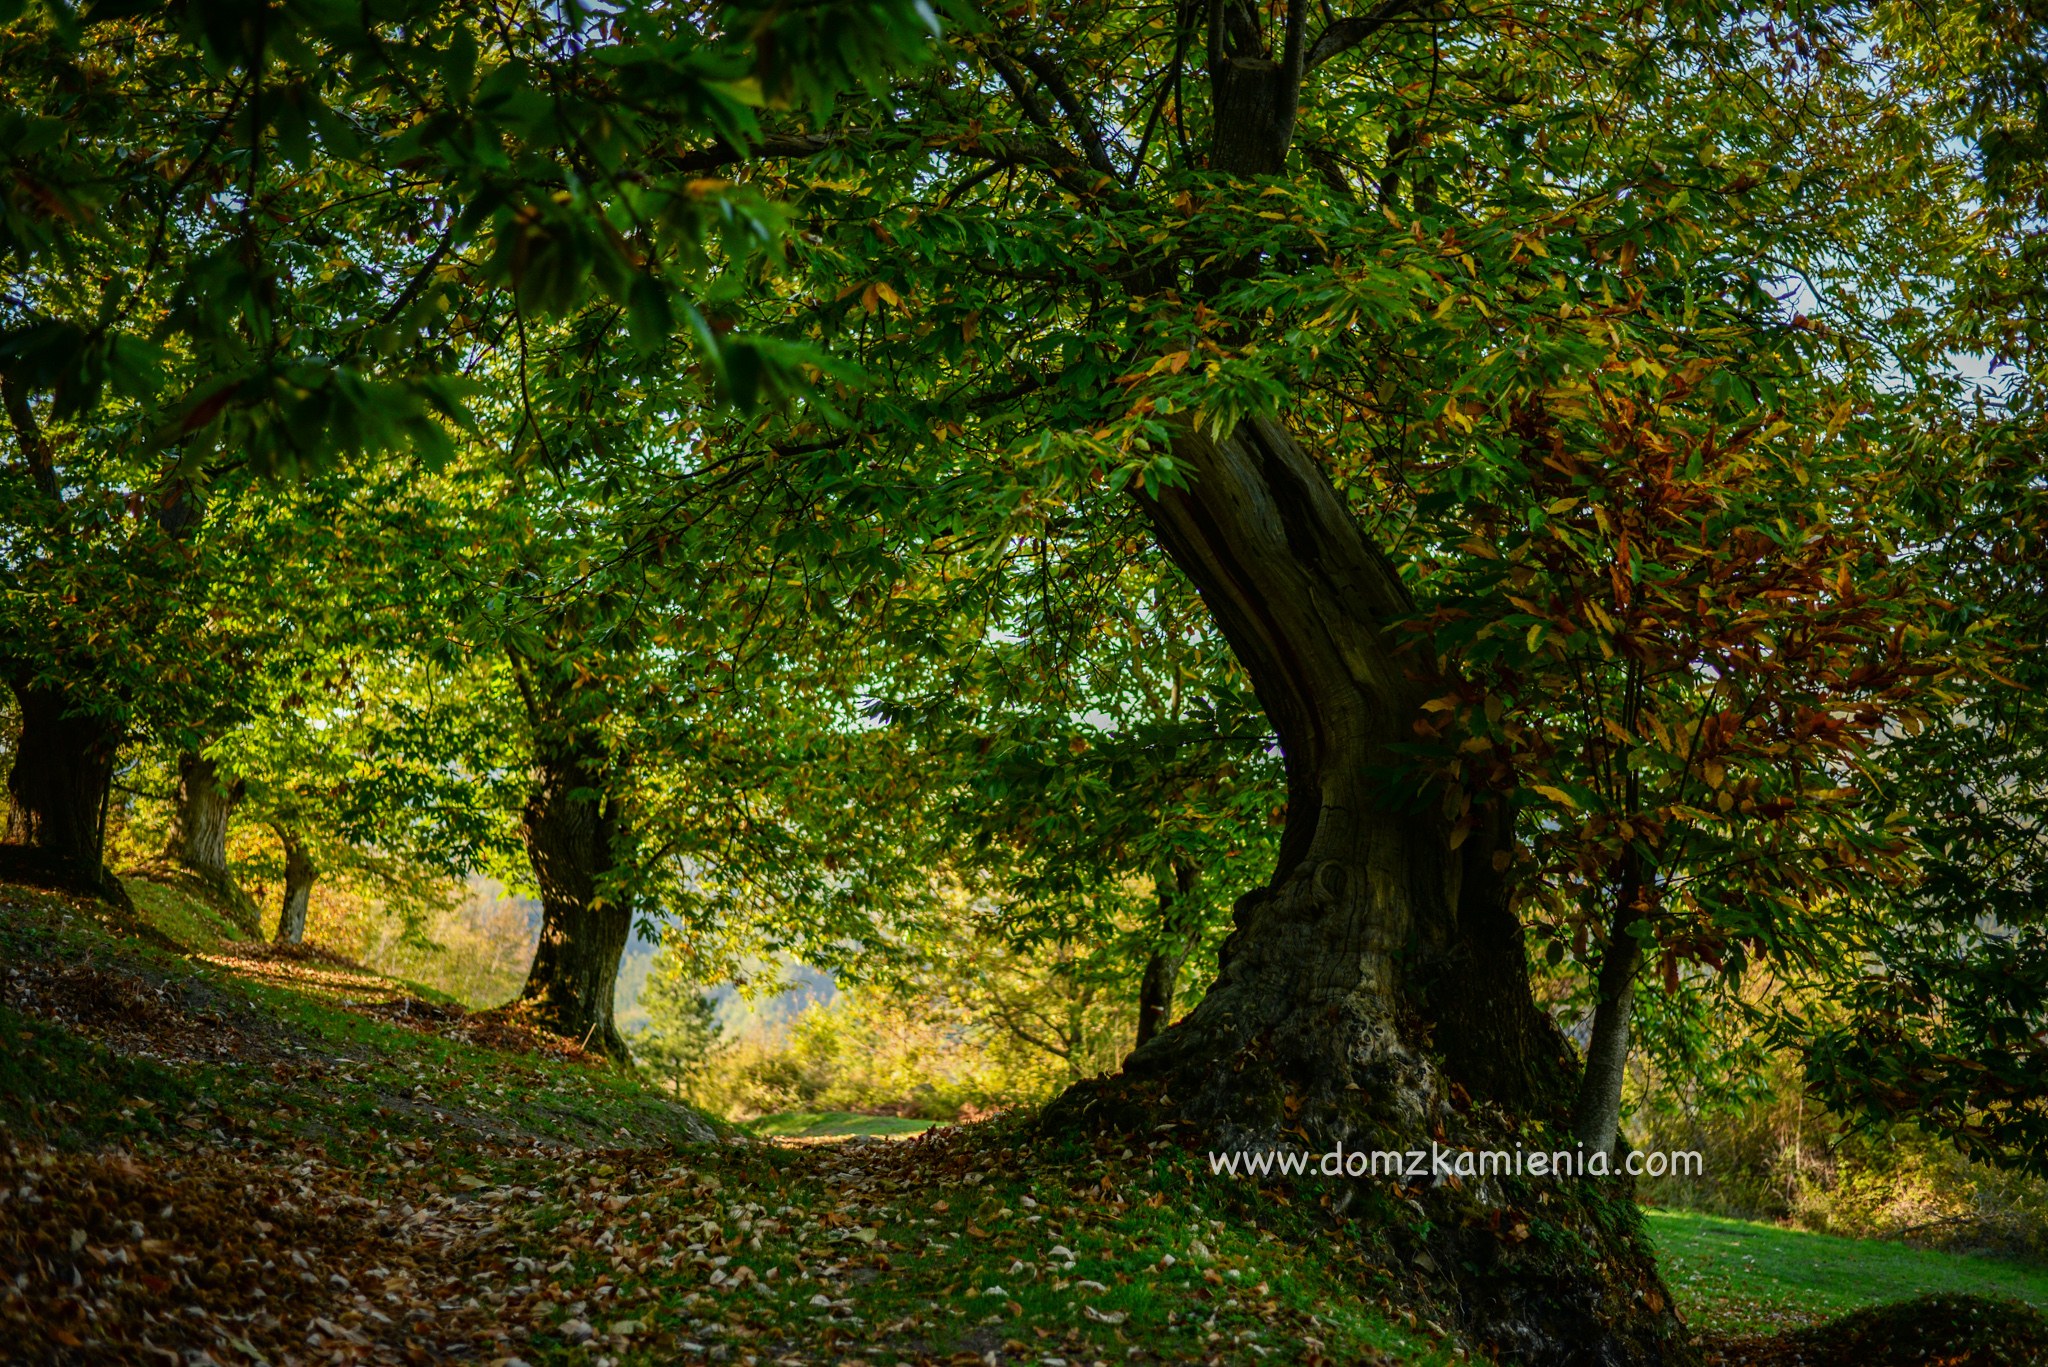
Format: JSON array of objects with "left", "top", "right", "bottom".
[
  {"left": 2, "top": 375, "right": 60, "bottom": 503},
  {"left": 1010, "top": 48, "right": 1120, "bottom": 179},
  {"left": 661, "top": 127, "right": 1095, "bottom": 196},
  {"left": 1306, "top": 0, "right": 1422, "bottom": 70},
  {"left": 984, "top": 48, "right": 1058, "bottom": 130}
]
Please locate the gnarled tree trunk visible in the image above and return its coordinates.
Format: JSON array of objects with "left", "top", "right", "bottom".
[
  {"left": 272, "top": 824, "right": 316, "bottom": 945},
  {"left": 3, "top": 668, "right": 124, "bottom": 900},
  {"left": 514, "top": 677, "right": 634, "bottom": 1063},
  {"left": 165, "top": 750, "right": 240, "bottom": 879},
  {"left": 1032, "top": 9, "right": 1690, "bottom": 1356},
  {"left": 1047, "top": 417, "right": 1687, "bottom": 1364},
  {"left": 164, "top": 749, "right": 257, "bottom": 927}
]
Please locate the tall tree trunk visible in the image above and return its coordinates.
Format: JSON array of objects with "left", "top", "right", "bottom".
[
  {"left": 272, "top": 824, "right": 316, "bottom": 945},
  {"left": 515, "top": 695, "right": 633, "bottom": 1063},
  {"left": 1572, "top": 861, "right": 1646, "bottom": 1159},
  {"left": 1134, "top": 856, "right": 1201, "bottom": 1048},
  {"left": 1046, "top": 416, "right": 1687, "bottom": 1364},
  {"left": 3, "top": 668, "right": 123, "bottom": 899}
]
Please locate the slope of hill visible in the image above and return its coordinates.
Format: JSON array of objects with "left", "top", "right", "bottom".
[{"left": 4, "top": 875, "right": 2044, "bottom": 1367}]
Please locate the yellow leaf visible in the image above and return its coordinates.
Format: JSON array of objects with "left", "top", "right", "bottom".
[{"left": 1531, "top": 784, "right": 1579, "bottom": 809}]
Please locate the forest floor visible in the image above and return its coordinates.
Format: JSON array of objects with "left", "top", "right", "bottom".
[{"left": 4, "top": 874, "right": 2047, "bottom": 1367}]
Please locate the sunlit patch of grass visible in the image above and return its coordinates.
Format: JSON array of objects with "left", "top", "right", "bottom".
[
  {"left": 746, "top": 1110, "right": 938, "bottom": 1138},
  {"left": 1647, "top": 1208, "right": 2048, "bottom": 1337}
]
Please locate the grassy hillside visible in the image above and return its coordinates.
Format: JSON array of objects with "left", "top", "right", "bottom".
[{"left": 4, "top": 874, "right": 2046, "bottom": 1367}]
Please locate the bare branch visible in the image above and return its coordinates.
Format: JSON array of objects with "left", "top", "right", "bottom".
[
  {"left": 662, "top": 127, "right": 1092, "bottom": 196},
  {"left": 1283, "top": 0, "right": 1310, "bottom": 83}
]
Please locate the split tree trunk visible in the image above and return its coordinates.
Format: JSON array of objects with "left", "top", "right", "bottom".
[
  {"left": 515, "top": 693, "right": 633, "bottom": 1063},
  {"left": 1045, "top": 416, "right": 1686, "bottom": 1364},
  {"left": 273, "top": 825, "right": 317, "bottom": 945},
  {"left": 1134, "top": 857, "right": 1201, "bottom": 1048},
  {"left": 3, "top": 668, "right": 123, "bottom": 896}
]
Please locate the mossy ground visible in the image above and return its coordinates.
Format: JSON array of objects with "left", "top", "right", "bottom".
[{"left": 4, "top": 874, "right": 2046, "bottom": 1366}]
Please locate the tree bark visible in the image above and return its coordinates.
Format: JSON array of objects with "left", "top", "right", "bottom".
[
  {"left": 1572, "top": 861, "right": 1646, "bottom": 1158},
  {"left": 3, "top": 667, "right": 123, "bottom": 898},
  {"left": 162, "top": 748, "right": 259, "bottom": 931},
  {"left": 165, "top": 745, "right": 247, "bottom": 870},
  {"left": 273, "top": 824, "right": 317, "bottom": 945},
  {"left": 1043, "top": 416, "right": 1687, "bottom": 1364},
  {"left": 1134, "top": 856, "right": 1201, "bottom": 1048},
  {"left": 514, "top": 685, "right": 634, "bottom": 1063},
  {"left": 1111, "top": 415, "right": 1557, "bottom": 1118}
]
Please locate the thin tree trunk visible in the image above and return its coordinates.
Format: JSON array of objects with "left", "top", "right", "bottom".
[
  {"left": 273, "top": 824, "right": 317, "bottom": 945},
  {"left": 1573, "top": 660, "right": 1649, "bottom": 1159},
  {"left": 1572, "top": 859, "right": 1646, "bottom": 1158},
  {"left": 513, "top": 672, "right": 633, "bottom": 1063},
  {"left": 3, "top": 668, "right": 123, "bottom": 898},
  {"left": 1134, "top": 857, "right": 1201, "bottom": 1048}
]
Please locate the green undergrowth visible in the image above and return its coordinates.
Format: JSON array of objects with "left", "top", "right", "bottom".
[
  {"left": 0, "top": 1002, "right": 194, "bottom": 1149},
  {"left": 745, "top": 1110, "right": 938, "bottom": 1138},
  {"left": 1647, "top": 1208, "right": 2048, "bottom": 1337}
]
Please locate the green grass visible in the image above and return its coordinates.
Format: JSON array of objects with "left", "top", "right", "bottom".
[
  {"left": 123, "top": 873, "right": 253, "bottom": 950},
  {"left": 1647, "top": 1208, "right": 2048, "bottom": 1337},
  {"left": 744, "top": 1109, "right": 938, "bottom": 1138},
  {"left": 0, "top": 1003, "right": 194, "bottom": 1149}
]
